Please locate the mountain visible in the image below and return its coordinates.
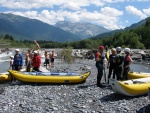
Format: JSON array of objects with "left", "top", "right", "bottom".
[
  {"left": 93, "top": 17, "right": 150, "bottom": 39},
  {"left": 55, "top": 21, "right": 110, "bottom": 39},
  {"left": 0, "top": 13, "right": 81, "bottom": 42},
  {"left": 125, "top": 17, "right": 150, "bottom": 30}
]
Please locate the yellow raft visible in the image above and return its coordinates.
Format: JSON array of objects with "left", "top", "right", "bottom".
[
  {"left": 8, "top": 70, "right": 90, "bottom": 84},
  {"left": 0, "top": 72, "right": 11, "bottom": 82},
  {"left": 128, "top": 71, "right": 150, "bottom": 79},
  {"left": 109, "top": 78, "right": 150, "bottom": 96}
]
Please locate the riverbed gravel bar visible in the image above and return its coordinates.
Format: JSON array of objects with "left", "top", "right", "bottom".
[{"left": 0, "top": 59, "right": 150, "bottom": 113}]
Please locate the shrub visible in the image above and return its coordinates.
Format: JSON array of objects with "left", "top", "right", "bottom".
[{"left": 60, "top": 48, "right": 73, "bottom": 63}]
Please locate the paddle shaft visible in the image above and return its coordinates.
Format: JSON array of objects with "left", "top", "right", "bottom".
[{"left": 103, "top": 67, "right": 106, "bottom": 83}]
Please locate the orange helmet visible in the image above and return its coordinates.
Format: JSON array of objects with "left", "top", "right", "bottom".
[{"left": 99, "top": 46, "right": 104, "bottom": 50}]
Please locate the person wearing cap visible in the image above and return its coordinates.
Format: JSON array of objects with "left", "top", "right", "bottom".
[
  {"left": 107, "top": 48, "right": 118, "bottom": 83},
  {"left": 9, "top": 56, "right": 14, "bottom": 70},
  {"left": 32, "top": 50, "right": 41, "bottom": 72},
  {"left": 95, "top": 46, "right": 105, "bottom": 87},
  {"left": 122, "top": 48, "right": 133, "bottom": 80},
  {"left": 13, "top": 49, "right": 24, "bottom": 71}
]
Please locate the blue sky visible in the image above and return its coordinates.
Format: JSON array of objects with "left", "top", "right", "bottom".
[{"left": 0, "top": 0, "right": 150, "bottom": 30}]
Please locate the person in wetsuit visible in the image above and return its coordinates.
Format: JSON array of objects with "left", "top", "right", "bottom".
[
  {"left": 122, "top": 48, "right": 133, "bottom": 80},
  {"left": 114, "top": 47, "right": 124, "bottom": 80},
  {"left": 107, "top": 48, "right": 117, "bottom": 83},
  {"left": 95, "top": 46, "right": 105, "bottom": 87}
]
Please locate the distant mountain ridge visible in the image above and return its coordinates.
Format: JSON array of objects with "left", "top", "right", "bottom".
[
  {"left": 0, "top": 13, "right": 81, "bottom": 42},
  {"left": 125, "top": 17, "right": 150, "bottom": 30},
  {"left": 55, "top": 21, "right": 110, "bottom": 39}
]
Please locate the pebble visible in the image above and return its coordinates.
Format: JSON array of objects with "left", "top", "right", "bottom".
[{"left": 0, "top": 59, "right": 150, "bottom": 113}]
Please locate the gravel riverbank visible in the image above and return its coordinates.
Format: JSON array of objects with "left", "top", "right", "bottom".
[{"left": 0, "top": 59, "right": 150, "bottom": 113}]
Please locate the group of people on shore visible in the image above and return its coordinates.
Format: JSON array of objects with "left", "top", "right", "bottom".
[
  {"left": 9, "top": 40, "right": 41, "bottom": 73},
  {"left": 8, "top": 40, "right": 132, "bottom": 86},
  {"left": 9, "top": 40, "right": 55, "bottom": 75},
  {"left": 95, "top": 46, "right": 133, "bottom": 87}
]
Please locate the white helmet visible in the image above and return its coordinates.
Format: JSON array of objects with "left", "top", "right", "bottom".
[
  {"left": 15, "top": 49, "right": 19, "bottom": 51},
  {"left": 116, "top": 47, "right": 122, "bottom": 51},
  {"left": 10, "top": 56, "right": 14, "bottom": 58},
  {"left": 34, "top": 51, "right": 38, "bottom": 54},
  {"left": 124, "top": 48, "right": 130, "bottom": 53}
]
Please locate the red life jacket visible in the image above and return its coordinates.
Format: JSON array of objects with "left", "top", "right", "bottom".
[{"left": 32, "top": 55, "right": 41, "bottom": 68}]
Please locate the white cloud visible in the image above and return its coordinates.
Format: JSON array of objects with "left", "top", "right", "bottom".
[
  {"left": 0, "top": 0, "right": 7, "bottom": 4},
  {"left": 4, "top": 7, "right": 123, "bottom": 30},
  {"left": 4, "top": 0, "right": 150, "bottom": 30},
  {"left": 1, "top": 0, "right": 57, "bottom": 9},
  {"left": 1, "top": 0, "right": 90, "bottom": 9},
  {"left": 126, "top": 0, "right": 150, "bottom": 1},
  {"left": 143, "top": 8, "right": 150, "bottom": 16},
  {"left": 100, "top": 7, "right": 123, "bottom": 16},
  {"left": 78, "top": 8, "right": 123, "bottom": 30},
  {"left": 89, "top": 0, "right": 104, "bottom": 6},
  {"left": 37, "top": 11, "right": 67, "bottom": 25},
  {"left": 4, "top": 11, "right": 38, "bottom": 19},
  {"left": 24, "top": 11, "right": 38, "bottom": 19},
  {"left": 103, "top": 0, "right": 125, "bottom": 3},
  {"left": 126, "top": 5, "right": 147, "bottom": 19},
  {"left": 0, "top": 0, "right": 127, "bottom": 10},
  {"left": 2, "top": 1, "right": 32, "bottom": 9},
  {"left": 61, "top": 2, "right": 82, "bottom": 11}
]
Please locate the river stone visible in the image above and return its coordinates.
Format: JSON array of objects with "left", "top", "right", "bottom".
[{"left": 0, "top": 58, "right": 150, "bottom": 112}]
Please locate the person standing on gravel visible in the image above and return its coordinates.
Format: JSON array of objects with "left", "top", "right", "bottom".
[
  {"left": 107, "top": 48, "right": 118, "bottom": 83},
  {"left": 44, "top": 51, "right": 50, "bottom": 69},
  {"left": 13, "top": 49, "right": 24, "bottom": 82},
  {"left": 25, "top": 54, "right": 32, "bottom": 72},
  {"left": 27, "top": 49, "right": 33, "bottom": 60},
  {"left": 32, "top": 51, "right": 41, "bottom": 72},
  {"left": 114, "top": 47, "right": 124, "bottom": 80},
  {"left": 122, "top": 48, "right": 133, "bottom": 80},
  {"left": 13, "top": 49, "right": 24, "bottom": 71},
  {"left": 50, "top": 50, "right": 55, "bottom": 68},
  {"left": 9, "top": 56, "right": 14, "bottom": 70},
  {"left": 95, "top": 46, "right": 105, "bottom": 87}
]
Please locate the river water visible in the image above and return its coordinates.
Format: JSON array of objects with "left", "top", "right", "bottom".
[{"left": 0, "top": 49, "right": 150, "bottom": 73}]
